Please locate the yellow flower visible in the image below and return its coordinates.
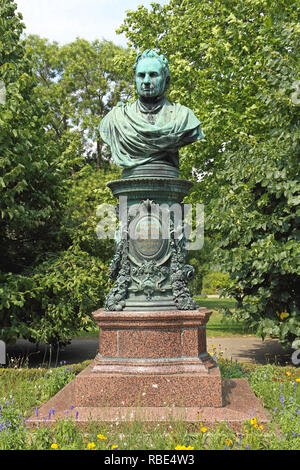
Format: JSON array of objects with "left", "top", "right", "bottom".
[
  {"left": 250, "top": 417, "right": 257, "bottom": 426},
  {"left": 295, "top": 378, "right": 300, "bottom": 383},
  {"left": 111, "top": 445, "right": 118, "bottom": 450},
  {"left": 280, "top": 312, "right": 288, "bottom": 320},
  {"left": 175, "top": 445, "right": 183, "bottom": 450},
  {"left": 87, "top": 442, "right": 96, "bottom": 449},
  {"left": 174, "top": 445, "right": 194, "bottom": 450},
  {"left": 285, "top": 371, "right": 291, "bottom": 376},
  {"left": 51, "top": 443, "right": 58, "bottom": 449},
  {"left": 200, "top": 427, "right": 207, "bottom": 433},
  {"left": 97, "top": 434, "right": 107, "bottom": 440},
  {"left": 225, "top": 438, "right": 232, "bottom": 446},
  {"left": 259, "top": 425, "right": 264, "bottom": 430}
]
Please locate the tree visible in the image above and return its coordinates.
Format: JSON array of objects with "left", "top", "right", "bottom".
[
  {"left": 118, "top": 0, "right": 300, "bottom": 347},
  {"left": 25, "top": 35, "right": 132, "bottom": 169},
  {"left": 1, "top": 165, "right": 119, "bottom": 346},
  {"left": 0, "top": 1, "right": 121, "bottom": 346},
  {"left": 0, "top": 1, "right": 70, "bottom": 274}
]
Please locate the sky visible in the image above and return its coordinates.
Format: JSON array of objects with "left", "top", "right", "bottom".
[{"left": 15, "top": 0, "right": 169, "bottom": 47}]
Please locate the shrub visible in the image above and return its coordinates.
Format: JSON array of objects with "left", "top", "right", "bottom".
[{"left": 202, "top": 272, "right": 230, "bottom": 295}]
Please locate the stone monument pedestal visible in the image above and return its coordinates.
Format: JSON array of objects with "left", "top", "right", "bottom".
[
  {"left": 27, "top": 308, "right": 270, "bottom": 430},
  {"left": 75, "top": 308, "right": 222, "bottom": 409}
]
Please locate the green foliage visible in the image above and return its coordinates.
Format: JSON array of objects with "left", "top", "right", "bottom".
[
  {"left": 119, "top": 0, "right": 300, "bottom": 347},
  {"left": 40, "top": 366, "right": 76, "bottom": 402},
  {"left": 0, "top": 0, "right": 70, "bottom": 274},
  {"left": 0, "top": 165, "right": 118, "bottom": 346},
  {"left": 0, "top": 1, "right": 124, "bottom": 346},
  {"left": 202, "top": 272, "right": 230, "bottom": 295},
  {"left": 25, "top": 35, "right": 132, "bottom": 169},
  {"left": 208, "top": 138, "right": 300, "bottom": 347},
  {"left": 0, "top": 399, "right": 27, "bottom": 450},
  {"left": 187, "top": 237, "right": 212, "bottom": 295}
]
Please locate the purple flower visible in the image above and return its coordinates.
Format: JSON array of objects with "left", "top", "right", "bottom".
[
  {"left": 280, "top": 393, "right": 284, "bottom": 407},
  {"left": 35, "top": 407, "right": 39, "bottom": 418}
]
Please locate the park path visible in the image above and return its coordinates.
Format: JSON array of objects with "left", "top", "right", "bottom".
[{"left": 5, "top": 335, "right": 292, "bottom": 368}]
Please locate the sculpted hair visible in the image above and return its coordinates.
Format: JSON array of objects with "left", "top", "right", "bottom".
[{"left": 133, "top": 49, "right": 170, "bottom": 81}]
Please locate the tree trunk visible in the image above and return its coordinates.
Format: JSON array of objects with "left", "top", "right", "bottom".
[{"left": 96, "top": 140, "right": 102, "bottom": 169}]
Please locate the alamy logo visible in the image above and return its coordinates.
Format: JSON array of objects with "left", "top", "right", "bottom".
[
  {"left": 291, "top": 80, "right": 300, "bottom": 105},
  {"left": 0, "top": 80, "right": 6, "bottom": 105},
  {"left": 0, "top": 340, "right": 6, "bottom": 365},
  {"left": 95, "top": 197, "right": 204, "bottom": 250},
  {"left": 291, "top": 339, "right": 300, "bottom": 366}
]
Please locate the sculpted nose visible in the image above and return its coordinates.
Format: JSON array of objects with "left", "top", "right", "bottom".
[{"left": 143, "top": 73, "right": 151, "bottom": 84}]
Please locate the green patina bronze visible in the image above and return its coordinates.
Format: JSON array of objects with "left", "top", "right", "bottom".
[
  {"left": 99, "top": 50, "right": 204, "bottom": 172},
  {"left": 99, "top": 50, "right": 204, "bottom": 311}
]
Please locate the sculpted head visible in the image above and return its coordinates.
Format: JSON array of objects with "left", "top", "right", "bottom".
[{"left": 133, "top": 50, "right": 170, "bottom": 101}]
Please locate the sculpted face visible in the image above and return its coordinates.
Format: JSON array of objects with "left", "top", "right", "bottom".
[{"left": 135, "top": 58, "right": 168, "bottom": 100}]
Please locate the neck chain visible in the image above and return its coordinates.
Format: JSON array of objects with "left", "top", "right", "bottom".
[{"left": 138, "top": 96, "right": 165, "bottom": 124}]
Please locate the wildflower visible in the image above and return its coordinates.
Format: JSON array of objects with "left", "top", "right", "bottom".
[
  {"left": 295, "top": 378, "right": 300, "bottom": 383},
  {"left": 97, "top": 434, "right": 107, "bottom": 440},
  {"left": 111, "top": 445, "right": 118, "bottom": 450},
  {"left": 174, "top": 445, "right": 194, "bottom": 450},
  {"left": 259, "top": 425, "right": 264, "bottom": 430},
  {"left": 280, "top": 312, "right": 288, "bottom": 320},
  {"left": 200, "top": 427, "right": 207, "bottom": 433},
  {"left": 250, "top": 417, "right": 257, "bottom": 426},
  {"left": 225, "top": 438, "right": 233, "bottom": 447},
  {"left": 51, "top": 443, "right": 58, "bottom": 449},
  {"left": 286, "top": 371, "right": 291, "bottom": 377},
  {"left": 87, "top": 442, "right": 96, "bottom": 449}
]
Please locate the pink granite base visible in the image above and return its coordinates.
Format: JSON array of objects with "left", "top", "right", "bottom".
[
  {"left": 74, "top": 362, "right": 222, "bottom": 408},
  {"left": 27, "top": 376, "right": 270, "bottom": 431},
  {"left": 27, "top": 309, "right": 270, "bottom": 430},
  {"left": 89, "top": 308, "right": 222, "bottom": 408}
]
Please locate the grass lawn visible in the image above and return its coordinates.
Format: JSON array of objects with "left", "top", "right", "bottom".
[
  {"left": 0, "top": 358, "right": 299, "bottom": 450},
  {"left": 195, "top": 297, "right": 257, "bottom": 337},
  {"left": 76, "top": 297, "right": 256, "bottom": 339}
]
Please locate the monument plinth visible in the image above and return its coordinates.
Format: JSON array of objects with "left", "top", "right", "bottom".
[{"left": 84, "top": 308, "right": 222, "bottom": 408}]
